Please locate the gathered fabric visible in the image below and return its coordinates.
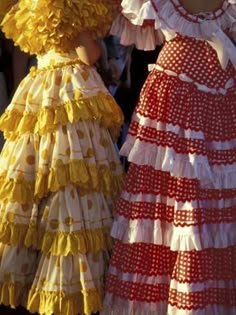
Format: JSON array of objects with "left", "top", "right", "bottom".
[
  {"left": 0, "top": 5, "right": 124, "bottom": 314},
  {"left": 104, "top": 1, "right": 236, "bottom": 314}
]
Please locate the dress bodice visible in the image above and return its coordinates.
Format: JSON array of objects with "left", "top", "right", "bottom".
[{"left": 111, "top": 0, "right": 236, "bottom": 69}]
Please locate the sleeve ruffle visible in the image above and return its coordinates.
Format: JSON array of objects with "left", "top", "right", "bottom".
[
  {"left": 110, "top": 0, "right": 164, "bottom": 50},
  {"left": 111, "top": 0, "right": 236, "bottom": 52},
  {"left": 1, "top": 0, "right": 120, "bottom": 55}
]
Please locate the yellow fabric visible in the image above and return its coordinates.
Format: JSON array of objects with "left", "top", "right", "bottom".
[
  {"left": 0, "top": 88, "right": 123, "bottom": 142},
  {"left": 28, "top": 287, "right": 103, "bottom": 315},
  {"left": 0, "top": 52, "right": 124, "bottom": 143},
  {"left": 0, "top": 219, "right": 112, "bottom": 255},
  {"left": 0, "top": 281, "right": 23, "bottom": 308},
  {"left": 1, "top": 0, "right": 119, "bottom": 55},
  {"left": 36, "top": 160, "right": 124, "bottom": 199},
  {"left": 40, "top": 227, "right": 113, "bottom": 255},
  {"left": 0, "top": 9, "right": 124, "bottom": 313},
  {"left": 0, "top": 175, "right": 34, "bottom": 204},
  {"left": 0, "top": 160, "right": 123, "bottom": 204},
  {"left": 0, "top": 219, "right": 38, "bottom": 249}
]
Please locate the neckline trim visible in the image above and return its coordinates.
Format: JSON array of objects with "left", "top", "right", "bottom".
[{"left": 170, "top": 0, "right": 229, "bottom": 22}]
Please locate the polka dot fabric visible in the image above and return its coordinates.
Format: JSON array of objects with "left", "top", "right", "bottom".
[
  {"left": 0, "top": 51, "right": 124, "bottom": 314},
  {"left": 157, "top": 35, "right": 235, "bottom": 89},
  {"left": 104, "top": 35, "right": 236, "bottom": 315}
]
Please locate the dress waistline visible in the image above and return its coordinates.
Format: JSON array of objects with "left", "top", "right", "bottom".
[{"left": 149, "top": 64, "right": 235, "bottom": 95}]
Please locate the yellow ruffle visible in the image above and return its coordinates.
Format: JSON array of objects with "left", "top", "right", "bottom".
[
  {"left": 0, "top": 220, "right": 39, "bottom": 249},
  {"left": 37, "top": 160, "right": 124, "bottom": 199},
  {"left": 0, "top": 281, "right": 24, "bottom": 308},
  {"left": 0, "top": 219, "right": 112, "bottom": 255},
  {"left": 0, "top": 160, "right": 124, "bottom": 204},
  {"left": 1, "top": 0, "right": 119, "bottom": 55},
  {"left": 27, "top": 287, "right": 103, "bottom": 315},
  {"left": 40, "top": 226, "right": 112, "bottom": 255},
  {"left": 0, "top": 175, "right": 34, "bottom": 204},
  {"left": 0, "top": 92, "right": 123, "bottom": 141}
]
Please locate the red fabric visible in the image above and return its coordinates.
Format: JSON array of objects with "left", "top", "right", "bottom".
[{"left": 105, "top": 35, "right": 236, "bottom": 313}]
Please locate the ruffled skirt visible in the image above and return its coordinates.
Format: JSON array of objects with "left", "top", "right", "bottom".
[
  {"left": 104, "top": 36, "right": 236, "bottom": 314},
  {"left": 0, "top": 50, "right": 124, "bottom": 315}
]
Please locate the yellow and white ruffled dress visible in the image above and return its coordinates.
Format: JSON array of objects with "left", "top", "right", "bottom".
[{"left": 0, "top": 1, "right": 124, "bottom": 314}]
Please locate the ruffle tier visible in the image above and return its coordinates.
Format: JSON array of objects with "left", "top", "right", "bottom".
[
  {"left": 104, "top": 292, "right": 236, "bottom": 315},
  {"left": 104, "top": 239, "right": 236, "bottom": 314},
  {"left": 0, "top": 185, "right": 119, "bottom": 254},
  {"left": 0, "top": 52, "right": 124, "bottom": 314},
  {"left": 103, "top": 26, "right": 236, "bottom": 313},
  {"left": 120, "top": 66, "right": 236, "bottom": 190},
  {"left": 26, "top": 252, "right": 109, "bottom": 315},
  {"left": 0, "top": 244, "right": 108, "bottom": 315},
  {"left": 0, "top": 58, "right": 123, "bottom": 141},
  {"left": 0, "top": 137, "right": 123, "bottom": 202}
]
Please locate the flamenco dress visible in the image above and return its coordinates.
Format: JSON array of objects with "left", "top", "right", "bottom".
[
  {"left": 104, "top": 0, "right": 236, "bottom": 314},
  {"left": 0, "top": 1, "right": 124, "bottom": 314}
]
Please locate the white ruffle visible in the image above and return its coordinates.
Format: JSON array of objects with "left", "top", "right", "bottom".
[
  {"left": 102, "top": 295, "right": 168, "bottom": 315},
  {"left": 111, "top": 215, "right": 236, "bottom": 250},
  {"left": 103, "top": 292, "right": 236, "bottom": 315},
  {"left": 110, "top": 13, "right": 164, "bottom": 50},
  {"left": 106, "top": 268, "right": 236, "bottom": 292},
  {"left": 120, "top": 132, "right": 236, "bottom": 190},
  {"left": 112, "top": 0, "right": 236, "bottom": 68}
]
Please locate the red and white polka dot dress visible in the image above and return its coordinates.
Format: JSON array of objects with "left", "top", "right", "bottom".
[{"left": 104, "top": 0, "right": 236, "bottom": 314}]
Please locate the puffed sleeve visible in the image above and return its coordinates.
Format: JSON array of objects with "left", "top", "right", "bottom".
[{"left": 110, "top": 0, "right": 164, "bottom": 50}]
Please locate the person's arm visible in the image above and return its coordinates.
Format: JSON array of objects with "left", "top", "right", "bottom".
[{"left": 75, "top": 31, "right": 101, "bottom": 66}]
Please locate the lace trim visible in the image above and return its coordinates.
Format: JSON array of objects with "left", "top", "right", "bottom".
[
  {"left": 123, "top": 163, "right": 236, "bottom": 201},
  {"left": 127, "top": 121, "right": 236, "bottom": 165},
  {"left": 106, "top": 273, "right": 236, "bottom": 308},
  {"left": 29, "top": 59, "right": 84, "bottom": 75},
  {"left": 165, "top": 0, "right": 229, "bottom": 22},
  {"left": 111, "top": 215, "right": 236, "bottom": 250},
  {"left": 116, "top": 197, "right": 236, "bottom": 225}
]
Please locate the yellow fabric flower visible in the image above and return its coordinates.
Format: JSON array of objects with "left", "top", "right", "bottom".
[{"left": 1, "top": 0, "right": 120, "bottom": 55}]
